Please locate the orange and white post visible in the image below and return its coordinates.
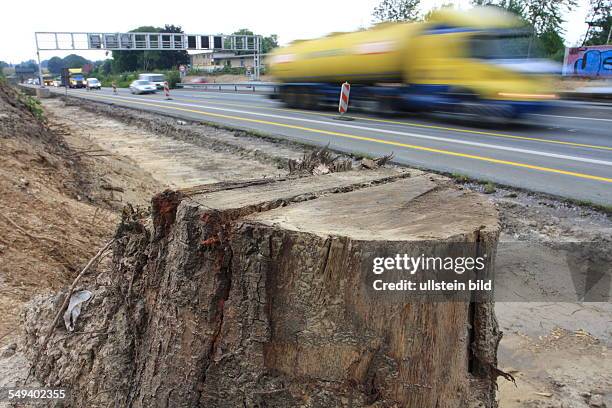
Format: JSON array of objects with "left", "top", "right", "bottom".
[
  {"left": 163, "top": 81, "right": 171, "bottom": 100},
  {"left": 338, "top": 82, "right": 350, "bottom": 116}
]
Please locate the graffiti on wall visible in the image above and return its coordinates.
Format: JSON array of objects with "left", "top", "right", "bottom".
[{"left": 563, "top": 45, "right": 612, "bottom": 77}]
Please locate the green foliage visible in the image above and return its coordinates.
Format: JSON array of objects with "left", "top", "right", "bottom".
[
  {"left": 21, "top": 94, "right": 45, "bottom": 121},
  {"left": 471, "top": 0, "right": 576, "bottom": 60},
  {"left": 166, "top": 71, "right": 180, "bottom": 88},
  {"left": 262, "top": 34, "right": 279, "bottom": 54},
  {"left": 583, "top": 0, "right": 611, "bottom": 45},
  {"left": 230, "top": 29, "right": 279, "bottom": 54},
  {"left": 538, "top": 29, "right": 565, "bottom": 61},
  {"left": 372, "top": 0, "right": 421, "bottom": 22},
  {"left": 46, "top": 57, "right": 63, "bottom": 75},
  {"left": 63, "top": 54, "right": 90, "bottom": 69},
  {"left": 46, "top": 54, "right": 93, "bottom": 75},
  {"left": 451, "top": 173, "right": 470, "bottom": 183},
  {"left": 81, "top": 68, "right": 183, "bottom": 88},
  {"left": 16, "top": 59, "right": 38, "bottom": 71},
  {"left": 483, "top": 181, "right": 497, "bottom": 194},
  {"left": 111, "top": 25, "right": 190, "bottom": 72}
]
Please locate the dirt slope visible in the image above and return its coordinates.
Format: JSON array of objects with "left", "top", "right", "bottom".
[{"left": 0, "top": 83, "right": 160, "bottom": 346}]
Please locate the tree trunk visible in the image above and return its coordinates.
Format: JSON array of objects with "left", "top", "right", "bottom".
[{"left": 23, "top": 168, "right": 501, "bottom": 408}]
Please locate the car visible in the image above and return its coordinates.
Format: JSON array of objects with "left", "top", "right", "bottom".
[
  {"left": 86, "top": 78, "right": 101, "bottom": 90},
  {"left": 129, "top": 80, "right": 157, "bottom": 94},
  {"left": 138, "top": 73, "right": 166, "bottom": 89},
  {"left": 53, "top": 79, "right": 62, "bottom": 87},
  {"left": 190, "top": 76, "right": 208, "bottom": 84}
]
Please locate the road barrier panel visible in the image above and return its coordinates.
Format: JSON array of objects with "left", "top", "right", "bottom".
[
  {"left": 164, "top": 81, "right": 172, "bottom": 100},
  {"left": 336, "top": 82, "right": 354, "bottom": 121}
]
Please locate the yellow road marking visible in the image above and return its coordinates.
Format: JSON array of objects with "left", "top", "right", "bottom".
[
  {"left": 80, "top": 93, "right": 612, "bottom": 183},
  {"left": 163, "top": 92, "right": 612, "bottom": 152}
]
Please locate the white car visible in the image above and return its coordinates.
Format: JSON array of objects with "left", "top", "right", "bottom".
[
  {"left": 53, "top": 79, "right": 62, "bottom": 87},
  {"left": 129, "top": 80, "right": 157, "bottom": 94},
  {"left": 139, "top": 73, "right": 166, "bottom": 89},
  {"left": 86, "top": 78, "right": 101, "bottom": 90}
]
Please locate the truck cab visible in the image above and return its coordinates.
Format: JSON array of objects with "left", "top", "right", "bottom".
[{"left": 68, "top": 69, "right": 86, "bottom": 88}]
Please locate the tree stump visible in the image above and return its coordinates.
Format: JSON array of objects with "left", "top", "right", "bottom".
[{"left": 23, "top": 168, "right": 501, "bottom": 408}]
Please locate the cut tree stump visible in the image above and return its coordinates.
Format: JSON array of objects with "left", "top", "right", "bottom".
[{"left": 23, "top": 168, "right": 501, "bottom": 408}]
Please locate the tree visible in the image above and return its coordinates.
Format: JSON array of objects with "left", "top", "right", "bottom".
[
  {"left": 17, "top": 60, "right": 38, "bottom": 71},
  {"left": 47, "top": 56, "right": 64, "bottom": 74},
  {"left": 111, "top": 25, "right": 189, "bottom": 72},
  {"left": 0, "top": 61, "right": 8, "bottom": 69},
  {"left": 63, "top": 54, "right": 90, "bottom": 68},
  {"left": 472, "top": 0, "right": 524, "bottom": 16},
  {"left": 583, "top": 0, "right": 612, "bottom": 45},
  {"left": 471, "top": 0, "right": 576, "bottom": 60},
  {"left": 228, "top": 29, "right": 279, "bottom": 55},
  {"left": 372, "top": 0, "right": 421, "bottom": 22},
  {"left": 262, "top": 34, "right": 279, "bottom": 54}
]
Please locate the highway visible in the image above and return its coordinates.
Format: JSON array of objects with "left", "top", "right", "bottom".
[{"left": 50, "top": 86, "right": 612, "bottom": 205}]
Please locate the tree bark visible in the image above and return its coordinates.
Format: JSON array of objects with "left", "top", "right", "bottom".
[{"left": 23, "top": 168, "right": 501, "bottom": 408}]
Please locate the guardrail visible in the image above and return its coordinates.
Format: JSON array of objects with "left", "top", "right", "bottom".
[{"left": 177, "top": 82, "right": 278, "bottom": 94}]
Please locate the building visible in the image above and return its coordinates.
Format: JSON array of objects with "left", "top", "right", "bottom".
[{"left": 190, "top": 51, "right": 256, "bottom": 71}]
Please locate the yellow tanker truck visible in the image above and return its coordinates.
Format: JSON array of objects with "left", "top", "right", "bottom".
[{"left": 268, "top": 7, "right": 557, "bottom": 119}]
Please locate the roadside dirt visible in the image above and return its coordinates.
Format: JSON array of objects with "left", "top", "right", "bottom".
[{"left": 0, "top": 90, "right": 609, "bottom": 407}]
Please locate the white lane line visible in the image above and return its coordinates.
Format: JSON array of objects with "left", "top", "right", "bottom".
[
  {"left": 172, "top": 91, "right": 277, "bottom": 102},
  {"left": 71, "top": 91, "right": 612, "bottom": 168},
  {"left": 533, "top": 113, "right": 612, "bottom": 122}
]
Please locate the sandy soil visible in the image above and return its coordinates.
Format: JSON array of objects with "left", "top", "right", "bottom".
[{"left": 0, "top": 91, "right": 609, "bottom": 407}]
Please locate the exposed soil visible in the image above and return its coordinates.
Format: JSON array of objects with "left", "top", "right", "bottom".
[{"left": 0, "top": 88, "right": 609, "bottom": 407}]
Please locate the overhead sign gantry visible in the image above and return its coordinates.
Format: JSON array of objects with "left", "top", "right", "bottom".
[{"left": 34, "top": 31, "right": 263, "bottom": 83}]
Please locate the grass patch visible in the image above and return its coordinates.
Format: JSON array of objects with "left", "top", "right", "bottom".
[
  {"left": 450, "top": 173, "right": 470, "bottom": 183},
  {"left": 483, "top": 181, "right": 496, "bottom": 194}
]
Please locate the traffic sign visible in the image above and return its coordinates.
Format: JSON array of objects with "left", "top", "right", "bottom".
[{"left": 338, "top": 82, "right": 350, "bottom": 114}]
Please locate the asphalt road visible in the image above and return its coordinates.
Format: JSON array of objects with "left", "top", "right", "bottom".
[{"left": 49, "top": 86, "right": 612, "bottom": 205}]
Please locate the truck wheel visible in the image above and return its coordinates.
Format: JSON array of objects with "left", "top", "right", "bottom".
[
  {"left": 376, "top": 97, "right": 397, "bottom": 117},
  {"left": 284, "top": 91, "right": 300, "bottom": 109},
  {"left": 302, "top": 92, "right": 321, "bottom": 110}
]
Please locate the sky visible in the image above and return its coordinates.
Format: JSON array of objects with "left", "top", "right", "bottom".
[{"left": 2, "top": 0, "right": 590, "bottom": 64}]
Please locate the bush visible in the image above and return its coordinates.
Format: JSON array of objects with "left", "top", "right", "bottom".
[
  {"left": 166, "top": 71, "right": 180, "bottom": 88},
  {"left": 21, "top": 94, "right": 45, "bottom": 121},
  {"left": 86, "top": 69, "right": 183, "bottom": 88}
]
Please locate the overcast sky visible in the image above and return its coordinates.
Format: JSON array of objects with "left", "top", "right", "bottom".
[{"left": 3, "top": 0, "right": 590, "bottom": 63}]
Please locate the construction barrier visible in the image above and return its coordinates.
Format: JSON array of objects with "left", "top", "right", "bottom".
[
  {"left": 338, "top": 82, "right": 350, "bottom": 115},
  {"left": 164, "top": 81, "right": 171, "bottom": 100}
]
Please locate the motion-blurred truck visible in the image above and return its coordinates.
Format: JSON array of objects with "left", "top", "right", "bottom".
[{"left": 268, "top": 7, "right": 557, "bottom": 119}]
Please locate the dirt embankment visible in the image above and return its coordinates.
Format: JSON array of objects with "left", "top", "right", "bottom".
[{"left": 0, "top": 84, "right": 121, "bottom": 345}]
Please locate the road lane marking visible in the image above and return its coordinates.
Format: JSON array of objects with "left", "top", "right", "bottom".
[
  {"left": 63, "top": 92, "right": 612, "bottom": 183},
  {"left": 72, "top": 91, "right": 612, "bottom": 168},
  {"left": 533, "top": 113, "right": 612, "bottom": 123},
  {"left": 81, "top": 88, "right": 612, "bottom": 151},
  {"left": 159, "top": 90, "right": 612, "bottom": 151}
]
